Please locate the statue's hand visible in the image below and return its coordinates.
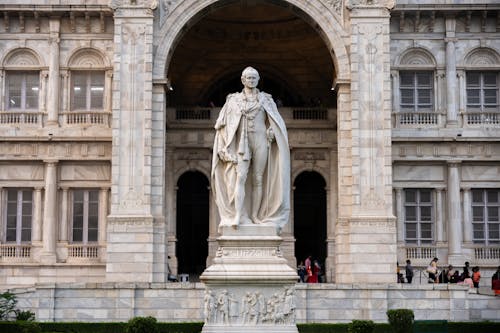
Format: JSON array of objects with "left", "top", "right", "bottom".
[
  {"left": 266, "top": 127, "right": 275, "bottom": 143},
  {"left": 218, "top": 149, "right": 237, "bottom": 164}
]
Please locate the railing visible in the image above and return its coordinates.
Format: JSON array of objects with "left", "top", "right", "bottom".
[
  {"left": 474, "top": 247, "right": 500, "bottom": 261},
  {"left": 405, "top": 246, "right": 437, "bottom": 260},
  {"left": 176, "top": 108, "right": 211, "bottom": 120},
  {"left": 0, "top": 111, "right": 42, "bottom": 125},
  {"left": 463, "top": 111, "right": 500, "bottom": 126},
  {"left": 292, "top": 108, "right": 328, "bottom": 120},
  {"left": 0, "top": 244, "right": 32, "bottom": 258},
  {"left": 393, "top": 111, "right": 441, "bottom": 127},
  {"left": 67, "top": 244, "right": 100, "bottom": 259},
  {"left": 62, "top": 111, "right": 111, "bottom": 127}
]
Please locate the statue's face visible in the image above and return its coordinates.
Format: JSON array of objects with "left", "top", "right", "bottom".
[{"left": 242, "top": 72, "right": 259, "bottom": 88}]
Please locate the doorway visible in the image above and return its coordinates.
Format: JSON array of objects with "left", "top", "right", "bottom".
[
  {"left": 294, "top": 171, "right": 327, "bottom": 269},
  {"left": 176, "top": 171, "right": 209, "bottom": 279}
]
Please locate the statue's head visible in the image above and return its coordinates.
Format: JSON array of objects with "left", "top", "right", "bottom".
[{"left": 241, "top": 66, "right": 260, "bottom": 88}]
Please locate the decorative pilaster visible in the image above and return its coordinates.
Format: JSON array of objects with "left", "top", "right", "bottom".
[
  {"left": 337, "top": 0, "right": 396, "bottom": 283},
  {"left": 41, "top": 160, "right": 58, "bottom": 264},
  {"left": 445, "top": 15, "right": 458, "bottom": 126},
  {"left": 395, "top": 188, "right": 404, "bottom": 244},
  {"left": 435, "top": 188, "right": 445, "bottom": 244},
  {"left": 46, "top": 18, "right": 60, "bottom": 126},
  {"left": 32, "top": 187, "right": 43, "bottom": 244},
  {"left": 107, "top": 0, "right": 157, "bottom": 282},
  {"left": 447, "top": 161, "right": 463, "bottom": 265},
  {"left": 59, "top": 187, "right": 69, "bottom": 243},
  {"left": 462, "top": 188, "right": 473, "bottom": 245}
]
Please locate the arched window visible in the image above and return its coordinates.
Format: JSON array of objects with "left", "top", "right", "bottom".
[
  {"left": 393, "top": 48, "right": 438, "bottom": 126},
  {"left": 64, "top": 48, "right": 112, "bottom": 125},
  {"left": 2, "top": 49, "right": 42, "bottom": 114},
  {"left": 463, "top": 48, "right": 500, "bottom": 119},
  {"left": 397, "top": 49, "right": 436, "bottom": 112}
]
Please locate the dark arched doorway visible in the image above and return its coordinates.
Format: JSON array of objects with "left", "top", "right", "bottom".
[
  {"left": 294, "top": 171, "right": 327, "bottom": 269},
  {"left": 176, "top": 171, "right": 209, "bottom": 279}
]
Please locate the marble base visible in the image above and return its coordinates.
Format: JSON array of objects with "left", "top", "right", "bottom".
[
  {"left": 202, "top": 325, "right": 298, "bottom": 333},
  {"left": 201, "top": 225, "right": 299, "bottom": 333}
]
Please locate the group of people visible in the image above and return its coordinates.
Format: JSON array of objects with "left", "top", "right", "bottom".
[
  {"left": 399, "top": 259, "right": 500, "bottom": 294},
  {"left": 297, "top": 256, "right": 324, "bottom": 283}
]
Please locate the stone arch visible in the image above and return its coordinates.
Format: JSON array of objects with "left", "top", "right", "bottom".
[
  {"left": 292, "top": 165, "right": 329, "bottom": 188},
  {"left": 153, "top": 0, "right": 350, "bottom": 83},
  {"left": 463, "top": 47, "right": 500, "bottom": 67},
  {"left": 67, "top": 47, "right": 111, "bottom": 69},
  {"left": 2, "top": 48, "right": 43, "bottom": 68},
  {"left": 174, "top": 164, "right": 211, "bottom": 186},
  {"left": 396, "top": 47, "right": 436, "bottom": 67}
]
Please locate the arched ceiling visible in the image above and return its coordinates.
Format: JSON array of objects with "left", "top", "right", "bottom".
[{"left": 168, "top": 0, "right": 336, "bottom": 107}]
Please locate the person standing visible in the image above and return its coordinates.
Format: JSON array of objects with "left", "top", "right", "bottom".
[
  {"left": 405, "top": 259, "right": 414, "bottom": 284},
  {"left": 427, "top": 257, "right": 439, "bottom": 283},
  {"left": 492, "top": 266, "right": 500, "bottom": 296},
  {"left": 472, "top": 266, "right": 481, "bottom": 288}
]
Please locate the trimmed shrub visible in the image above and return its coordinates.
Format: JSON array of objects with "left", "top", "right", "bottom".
[
  {"left": 39, "top": 322, "right": 126, "bottom": 333},
  {"left": 16, "top": 321, "right": 41, "bottom": 333},
  {"left": 16, "top": 310, "right": 36, "bottom": 321},
  {"left": 126, "top": 316, "right": 159, "bottom": 333},
  {"left": 348, "top": 320, "right": 375, "bottom": 333},
  {"left": 297, "top": 323, "right": 350, "bottom": 333},
  {"left": 386, "top": 309, "right": 414, "bottom": 333}
]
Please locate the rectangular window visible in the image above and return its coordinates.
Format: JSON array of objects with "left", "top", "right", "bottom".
[
  {"left": 71, "top": 71, "right": 105, "bottom": 110},
  {"left": 466, "top": 72, "right": 498, "bottom": 112},
  {"left": 72, "top": 189, "right": 99, "bottom": 243},
  {"left": 400, "top": 71, "right": 434, "bottom": 112},
  {"left": 404, "top": 189, "right": 434, "bottom": 245},
  {"left": 5, "top": 72, "right": 39, "bottom": 110},
  {"left": 472, "top": 189, "right": 500, "bottom": 245},
  {"left": 5, "top": 189, "right": 32, "bottom": 244}
]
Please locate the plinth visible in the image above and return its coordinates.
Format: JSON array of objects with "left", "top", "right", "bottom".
[{"left": 200, "top": 225, "right": 299, "bottom": 333}]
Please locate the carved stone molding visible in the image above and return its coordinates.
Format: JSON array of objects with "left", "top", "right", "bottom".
[
  {"left": 322, "top": 0, "right": 343, "bottom": 16},
  {"left": 107, "top": 215, "right": 154, "bottom": 225},
  {"left": 347, "top": 0, "right": 395, "bottom": 9}
]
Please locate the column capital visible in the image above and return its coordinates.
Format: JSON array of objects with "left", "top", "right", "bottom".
[
  {"left": 59, "top": 186, "right": 70, "bottom": 191},
  {"left": 446, "top": 160, "right": 461, "bottom": 166},
  {"left": 444, "top": 37, "right": 458, "bottom": 44},
  {"left": 43, "top": 159, "right": 59, "bottom": 165},
  {"left": 34, "top": 186, "right": 44, "bottom": 191}
]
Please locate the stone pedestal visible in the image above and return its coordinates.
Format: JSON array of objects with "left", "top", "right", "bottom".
[{"left": 200, "top": 225, "right": 298, "bottom": 333}]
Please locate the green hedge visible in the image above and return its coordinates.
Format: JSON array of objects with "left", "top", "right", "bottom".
[{"left": 1, "top": 321, "right": 499, "bottom": 333}]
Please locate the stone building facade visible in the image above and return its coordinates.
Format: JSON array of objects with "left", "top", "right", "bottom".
[{"left": 0, "top": 0, "right": 499, "bottom": 321}]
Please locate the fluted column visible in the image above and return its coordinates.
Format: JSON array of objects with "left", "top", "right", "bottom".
[
  {"left": 462, "top": 188, "right": 473, "bottom": 245},
  {"left": 395, "top": 188, "right": 404, "bottom": 244},
  {"left": 447, "top": 161, "right": 463, "bottom": 265},
  {"left": 46, "top": 18, "right": 60, "bottom": 125},
  {"left": 435, "top": 188, "right": 445, "bottom": 244},
  {"left": 445, "top": 16, "right": 457, "bottom": 126},
  {"left": 41, "top": 160, "right": 58, "bottom": 264}
]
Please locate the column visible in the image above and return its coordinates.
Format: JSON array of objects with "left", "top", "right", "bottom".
[
  {"left": 435, "top": 188, "right": 445, "bottom": 243},
  {"left": 39, "top": 71, "right": 48, "bottom": 113},
  {"left": 435, "top": 70, "right": 445, "bottom": 126},
  {"left": 59, "top": 187, "right": 68, "bottom": 242},
  {"left": 99, "top": 188, "right": 109, "bottom": 261},
  {"left": 447, "top": 161, "right": 463, "bottom": 265},
  {"left": 326, "top": 149, "right": 338, "bottom": 282},
  {"left": 395, "top": 188, "right": 404, "bottom": 244},
  {"left": 391, "top": 70, "right": 400, "bottom": 115},
  {"left": 60, "top": 71, "right": 69, "bottom": 113},
  {"left": 0, "top": 70, "right": 4, "bottom": 111},
  {"left": 462, "top": 188, "right": 473, "bottom": 244},
  {"left": 41, "top": 160, "right": 58, "bottom": 264},
  {"left": 46, "top": 18, "right": 60, "bottom": 125},
  {"left": 445, "top": 15, "right": 458, "bottom": 126},
  {"left": 32, "top": 187, "right": 43, "bottom": 243}
]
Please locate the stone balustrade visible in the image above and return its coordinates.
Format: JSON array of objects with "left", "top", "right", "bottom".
[
  {"left": 0, "top": 244, "right": 32, "bottom": 260},
  {"left": 393, "top": 110, "right": 500, "bottom": 128},
  {"left": 0, "top": 111, "right": 43, "bottom": 127}
]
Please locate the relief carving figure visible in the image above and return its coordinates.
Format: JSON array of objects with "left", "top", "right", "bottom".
[
  {"left": 216, "top": 290, "right": 230, "bottom": 324},
  {"left": 204, "top": 290, "right": 216, "bottom": 323},
  {"left": 211, "top": 67, "right": 290, "bottom": 231}
]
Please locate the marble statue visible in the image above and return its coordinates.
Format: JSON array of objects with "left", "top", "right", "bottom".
[{"left": 211, "top": 66, "right": 290, "bottom": 232}]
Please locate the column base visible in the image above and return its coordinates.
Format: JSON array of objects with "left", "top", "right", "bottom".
[
  {"left": 448, "top": 254, "right": 466, "bottom": 267},
  {"left": 39, "top": 253, "right": 57, "bottom": 265}
]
